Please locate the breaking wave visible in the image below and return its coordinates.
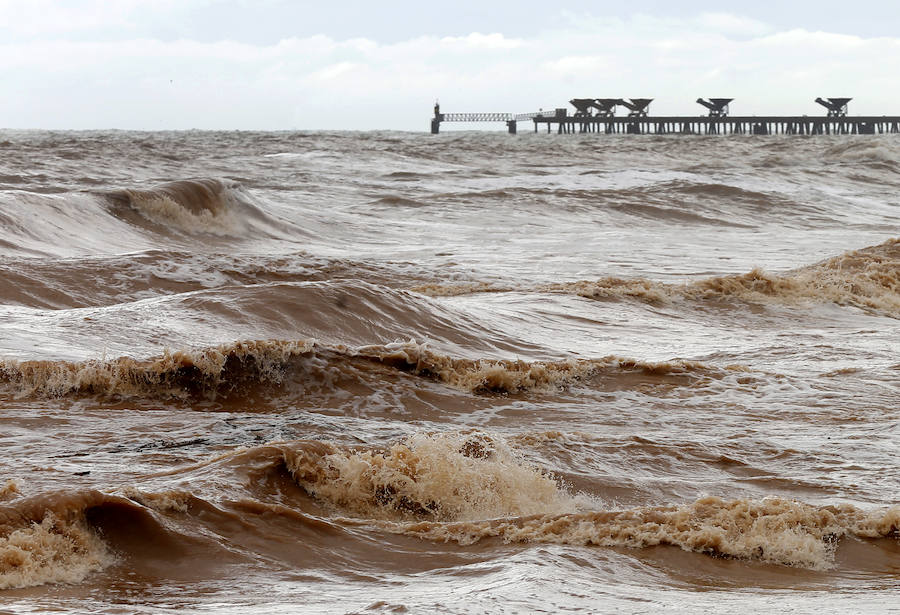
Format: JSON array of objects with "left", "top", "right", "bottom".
[
  {"left": 392, "top": 495, "right": 900, "bottom": 571},
  {"left": 0, "top": 339, "right": 735, "bottom": 402},
  {"left": 4, "top": 431, "right": 898, "bottom": 592},
  {"left": 0, "top": 492, "right": 119, "bottom": 590},
  {"left": 284, "top": 432, "right": 574, "bottom": 521},
  {"left": 0, "top": 177, "right": 295, "bottom": 258},
  {"left": 281, "top": 433, "right": 900, "bottom": 570},
  {"left": 102, "top": 178, "right": 266, "bottom": 236},
  {"left": 416, "top": 239, "right": 900, "bottom": 316}
]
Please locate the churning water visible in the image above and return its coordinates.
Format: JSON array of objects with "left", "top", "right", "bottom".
[{"left": 0, "top": 130, "right": 898, "bottom": 613}]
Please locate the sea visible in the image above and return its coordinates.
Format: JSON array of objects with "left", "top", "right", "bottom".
[{"left": 0, "top": 129, "right": 898, "bottom": 614}]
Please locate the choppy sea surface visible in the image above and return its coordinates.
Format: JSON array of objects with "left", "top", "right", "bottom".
[{"left": 0, "top": 130, "right": 898, "bottom": 614}]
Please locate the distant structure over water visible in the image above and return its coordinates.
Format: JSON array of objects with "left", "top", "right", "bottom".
[{"left": 430, "top": 98, "right": 900, "bottom": 135}]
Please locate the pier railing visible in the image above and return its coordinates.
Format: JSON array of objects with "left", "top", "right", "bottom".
[
  {"left": 441, "top": 113, "right": 514, "bottom": 122},
  {"left": 514, "top": 111, "right": 553, "bottom": 121}
]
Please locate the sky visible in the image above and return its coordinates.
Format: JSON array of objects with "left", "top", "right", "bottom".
[{"left": 2, "top": 0, "right": 899, "bottom": 130}]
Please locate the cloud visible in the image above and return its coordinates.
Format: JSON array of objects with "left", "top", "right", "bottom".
[
  {"left": 0, "top": 0, "right": 178, "bottom": 36},
  {"left": 696, "top": 12, "right": 773, "bottom": 37},
  {"left": 439, "top": 32, "right": 524, "bottom": 50},
  {"left": 543, "top": 55, "right": 611, "bottom": 74},
  {"left": 309, "top": 61, "right": 361, "bottom": 82}
]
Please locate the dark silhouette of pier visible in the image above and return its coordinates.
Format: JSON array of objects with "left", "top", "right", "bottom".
[{"left": 430, "top": 98, "right": 900, "bottom": 135}]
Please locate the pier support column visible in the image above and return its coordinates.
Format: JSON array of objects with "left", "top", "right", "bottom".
[
  {"left": 507, "top": 120, "right": 517, "bottom": 135},
  {"left": 430, "top": 119, "right": 440, "bottom": 134}
]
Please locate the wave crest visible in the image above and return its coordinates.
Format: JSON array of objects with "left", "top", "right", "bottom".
[
  {"left": 395, "top": 495, "right": 900, "bottom": 570},
  {"left": 0, "top": 511, "right": 112, "bottom": 590},
  {"left": 0, "top": 339, "right": 315, "bottom": 400},
  {"left": 0, "top": 492, "right": 117, "bottom": 590},
  {"left": 278, "top": 433, "right": 900, "bottom": 570},
  {"left": 103, "top": 178, "right": 258, "bottom": 236},
  {"left": 428, "top": 239, "right": 900, "bottom": 316},
  {"left": 284, "top": 432, "right": 574, "bottom": 522},
  {"left": 0, "top": 339, "right": 728, "bottom": 402}
]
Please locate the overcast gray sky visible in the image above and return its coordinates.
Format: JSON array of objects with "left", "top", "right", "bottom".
[{"left": 2, "top": 0, "right": 899, "bottom": 130}]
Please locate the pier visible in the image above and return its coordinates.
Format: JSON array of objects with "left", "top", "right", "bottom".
[{"left": 430, "top": 98, "right": 900, "bottom": 135}]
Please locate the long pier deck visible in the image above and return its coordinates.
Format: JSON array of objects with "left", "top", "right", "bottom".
[
  {"left": 531, "top": 115, "right": 900, "bottom": 135},
  {"left": 430, "top": 98, "right": 900, "bottom": 135}
]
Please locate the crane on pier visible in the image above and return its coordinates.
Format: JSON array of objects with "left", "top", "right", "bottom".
[
  {"left": 619, "top": 98, "right": 653, "bottom": 117},
  {"left": 591, "top": 99, "right": 623, "bottom": 117},
  {"left": 569, "top": 99, "right": 596, "bottom": 117},
  {"left": 815, "top": 97, "right": 852, "bottom": 117},
  {"left": 696, "top": 98, "right": 733, "bottom": 117}
]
